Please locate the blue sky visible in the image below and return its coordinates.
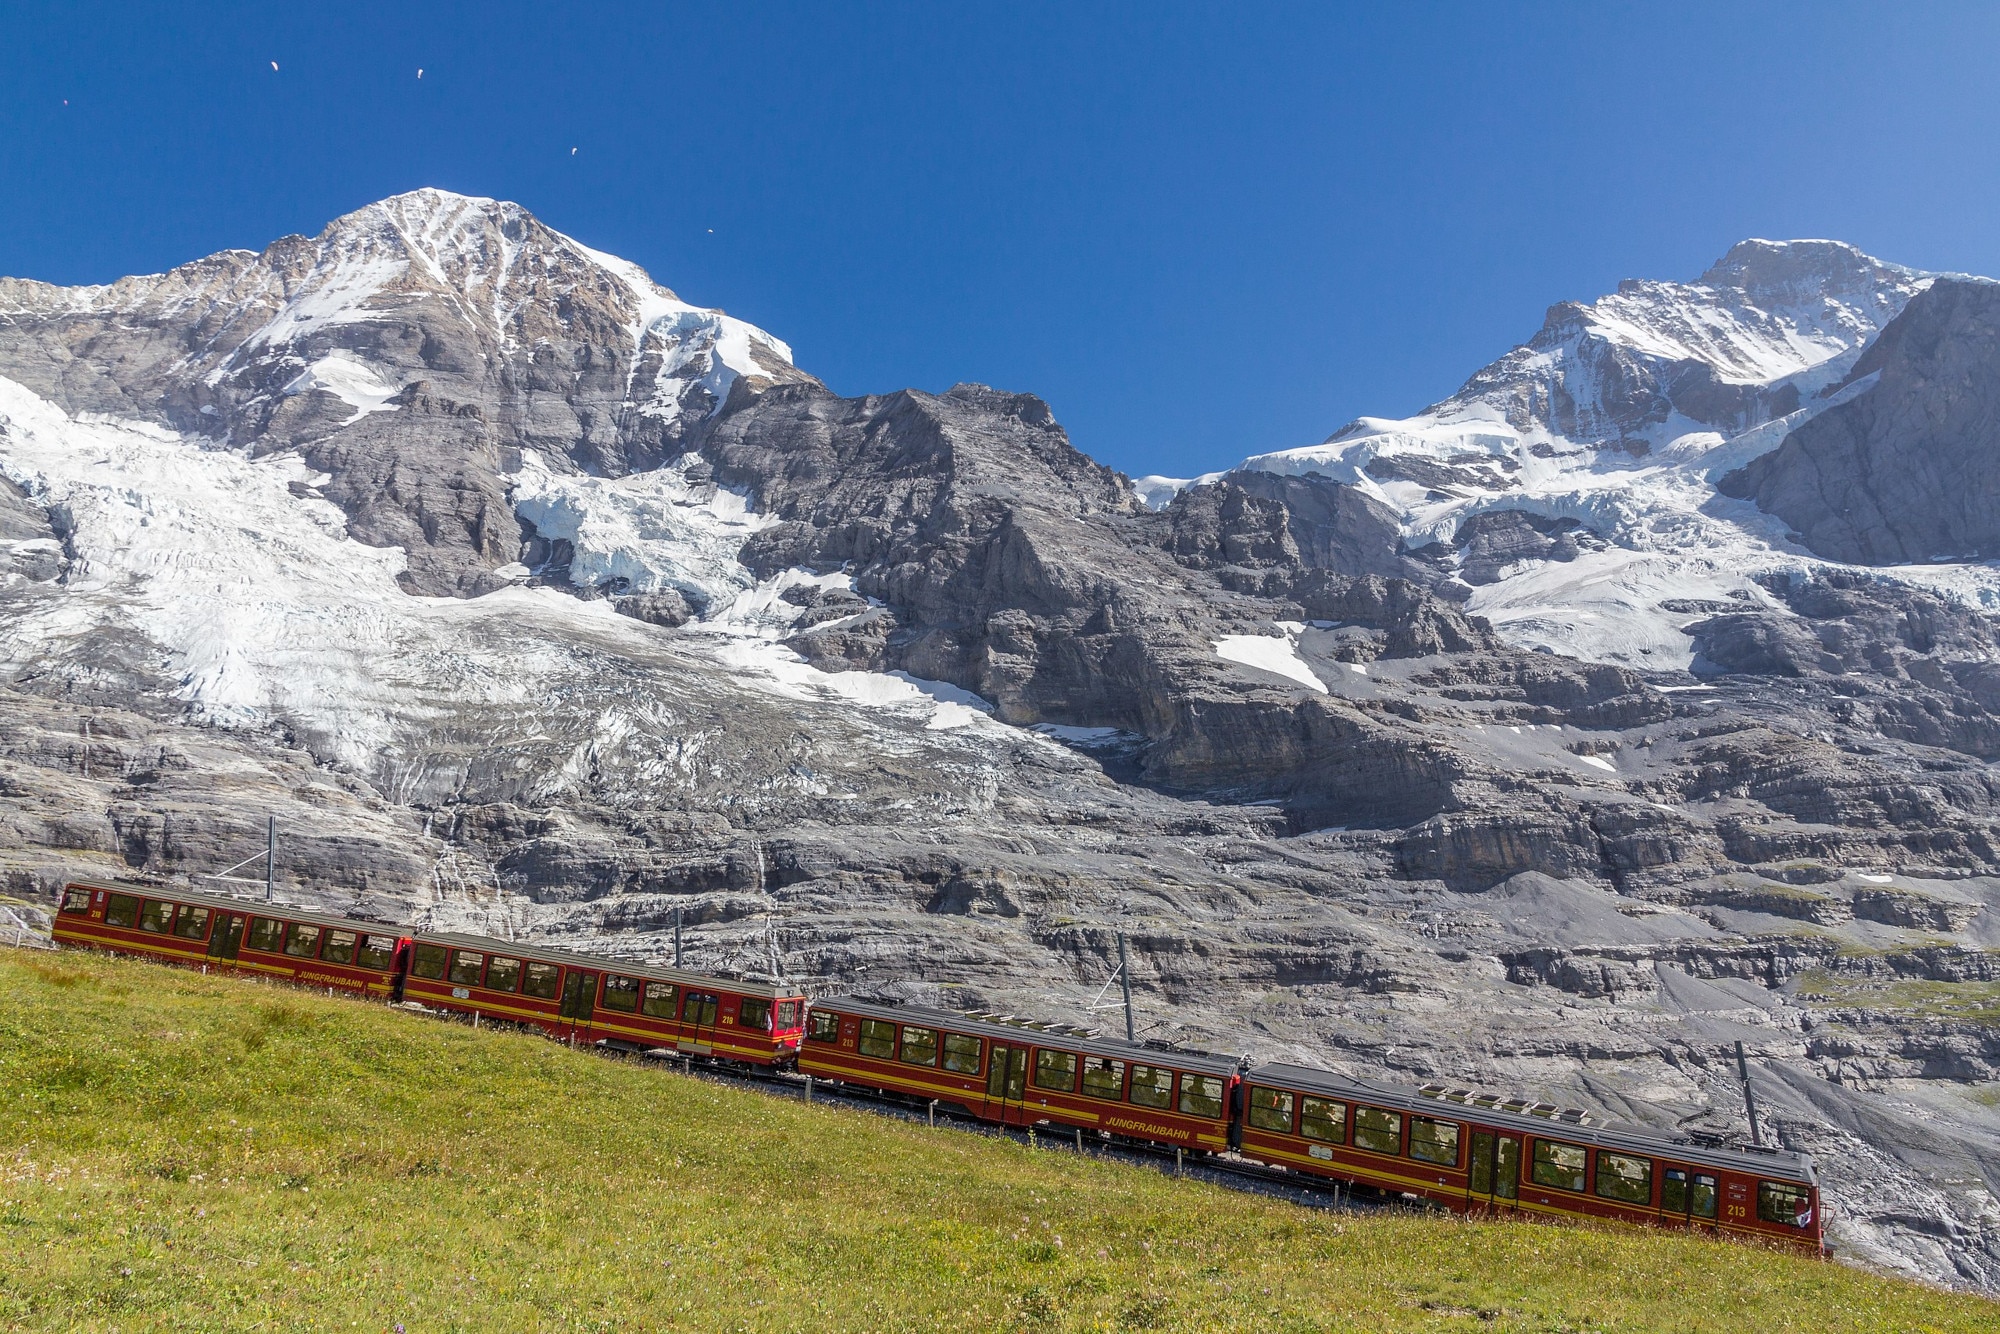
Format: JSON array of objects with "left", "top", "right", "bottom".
[{"left": 4, "top": 3, "right": 1998, "bottom": 479}]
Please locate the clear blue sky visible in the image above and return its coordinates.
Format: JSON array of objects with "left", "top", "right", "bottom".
[{"left": 5, "top": 3, "right": 1998, "bottom": 480}]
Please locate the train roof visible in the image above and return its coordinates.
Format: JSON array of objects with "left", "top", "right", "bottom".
[
  {"left": 68, "top": 881, "right": 409, "bottom": 938},
  {"left": 1250, "top": 1062, "right": 1816, "bottom": 1185},
  {"left": 408, "top": 930, "right": 801, "bottom": 1000},
  {"left": 817, "top": 997, "right": 1245, "bottom": 1077}
]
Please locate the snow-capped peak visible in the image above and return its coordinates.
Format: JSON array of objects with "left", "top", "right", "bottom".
[
  {"left": 241, "top": 189, "right": 802, "bottom": 409},
  {"left": 1228, "top": 240, "right": 1997, "bottom": 671},
  {"left": 0, "top": 189, "right": 807, "bottom": 446}
]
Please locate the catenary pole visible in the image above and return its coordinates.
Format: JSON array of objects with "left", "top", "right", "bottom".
[
  {"left": 1735, "top": 1040, "right": 1765, "bottom": 1147},
  {"left": 1117, "top": 932, "right": 1135, "bottom": 1042}
]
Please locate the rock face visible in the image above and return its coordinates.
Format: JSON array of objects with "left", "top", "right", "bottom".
[
  {"left": 4, "top": 193, "right": 2000, "bottom": 1289},
  {"left": 1721, "top": 278, "right": 2000, "bottom": 564}
]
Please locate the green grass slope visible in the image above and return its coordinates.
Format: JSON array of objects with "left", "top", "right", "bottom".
[{"left": 0, "top": 949, "right": 1991, "bottom": 1333}]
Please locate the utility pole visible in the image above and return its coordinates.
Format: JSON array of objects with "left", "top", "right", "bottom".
[
  {"left": 1116, "top": 932, "right": 1135, "bottom": 1043},
  {"left": 1735, "top": 1040, "right": 1765, "bottom": 1147},
  {"left": 265, "top": 816, "right": 276, "bottom": 902},
  {"left": 674, "top": 907, "right": 683, "bottom": 968}
]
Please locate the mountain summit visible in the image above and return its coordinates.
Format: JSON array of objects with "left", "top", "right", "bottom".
[{"left": 0, "top": 189, "right": 809, "bottom": 594}]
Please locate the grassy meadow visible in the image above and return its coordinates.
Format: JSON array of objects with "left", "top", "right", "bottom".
[{"left": 0, "top": 946, "right": 1994, "bottom": 1332}]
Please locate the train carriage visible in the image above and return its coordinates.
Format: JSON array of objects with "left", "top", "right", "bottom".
[
  {"left": 1240, "top": 1063, "right": 1823, "bottom": 1252},
  {"left": 51, "top": 882, "right": 408, "bottom": 998},
  {"left": 47, "top": 878, "right": 1827, "bottom": 1258},
  {"left": 799, "top": 998, "right": 1241, "bottom": 1154},
  {"left": 401, "top": 930, "right": 807, "bottom": 1066}
]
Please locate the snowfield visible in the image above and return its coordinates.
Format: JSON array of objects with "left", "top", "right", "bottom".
[{"left": 0, "top": 376, "right": 1005, "bottom": 777}]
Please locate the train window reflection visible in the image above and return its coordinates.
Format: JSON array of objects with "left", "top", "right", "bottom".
[
  {"left": 943, "top": 1033, "right": 982, "bottom": 1074},
  {"left": 1409, "top": 1117, "right": 1460, "bottom": 1166},
  {"left": 1301, "top": 1097, "right": 1346, "bottom": 1143},
  {"left": 1129, "top": 1065, "right": 1174, "bottom": 1109},
  {"left": 1595, "top": 1152, "right": 1652, "bottom": 1204},
  {"left": 1354, "top": 1107, "right": 1401, "bottom": 1155},
  {"left": 1179, "top": 1075, "right": 1225, "bottom": 1119},
  {"left": 1531, "top": 1140, "right": 1588, "bottom": 1193}
]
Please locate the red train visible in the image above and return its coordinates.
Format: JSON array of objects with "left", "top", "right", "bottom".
[
  {"left": 51, "top": 882, "right": 807, "bottom": 1064},
  {"left": 799, "top": 999, "right": 1822, "bottom": 1252},
  {"left": 49, "top": 880, "right": 1822, "bottom": 1252}
]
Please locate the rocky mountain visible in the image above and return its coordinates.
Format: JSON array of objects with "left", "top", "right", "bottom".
[
  {"left": 1721, "top": 277, "right": 2000, "bottom": 565},
  {"left": 3, "top": 193, "right": 1999, "bottom": 1288}
]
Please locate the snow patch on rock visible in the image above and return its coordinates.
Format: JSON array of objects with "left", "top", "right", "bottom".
[
  {"left": 1216, "top": 623, "right": 1327, "bottom": 693},
  {"left": 281, "top": 352, "right": 402, "bottom": 422}
]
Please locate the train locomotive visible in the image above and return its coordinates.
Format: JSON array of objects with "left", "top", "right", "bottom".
[{"left": 49, "top": 879, "right": 1823, "bottom": 1253}]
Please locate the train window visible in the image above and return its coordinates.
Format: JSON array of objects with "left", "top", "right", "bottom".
[
  {"left": 1179, "top": 1075, "right": 1225, "bottom": 1119},
  {"left": 358, "top": 935, "right": 397, "bottom": 970},
  {"left": 138, "top": 900, "right": 176, "bottom": 933},
  {"left": 733, "top": 998, "right": 767, "bottom": 1032},
  {"left": 1247, "top": 1087, "right": 1294, "bottom": 1133},
  {"left": 60, "top": 888, "right": 94, "bottom": 914},
  {"left": 1129, "top": 1065, "right": 1174, "bottom": 1109},
  {"left": 447, "top": 950, "right": 484, "bottom": 986},
  {"left": 1661, "top": 1168, "right": 1690, "bottom": 1213},
  {"left": 1757, "top": 1181, "right": 1812, "bottom": 1228},
  {"left": 1409, "top": 1117, "right": 1461, "bottom": 1166},
  {"left": 1300, "top": 1097, "right": 1346, "bottom": 1143},
  {"left": 285, "top": 924, "right": 324, "bottom": 958},
  {"left": 1595, "top": 1152, "right": 1652, "bottom": 1205},
  {"left": 775, "top": 1001, "right": 801, "bottom": 1030},
  {"left": 172, "top": 905, "right": 212, "bottom": 941},
  {"left": 1531, "top": 1140, "right": 1588, "bottom": 1193},
  {"left": 1354, "top": 1107, "right": 1402, "bottom": 1156},
  {"left": 943, "top": 1032, "right": 982, "bottom": 1073},
  {"left": 600, "top": 975, "right": 641, "bottom": 1012},
  {"left": 322, "top": 930, "right": 358, "bottom": 966},
  {"left": 1082, "top": 1057, "right": 1126, "bottom": 1101},
  {"left": 523, "top": 962, "right": 560, "bottom": 1000},
  {"left": 898, "top": 1025, "right": 937, "bottom": 1065},
  {"left": 245, "top": 917, "right": 283, "bottom": 952},
  {"left": 857, "top": 1018, "right": 897, "bottom": 1058},
  {"left": 410, "top": 943, "right": 448, "bottom": 980},
  {"left": 641, "top": 982, "right": 677, "bottom": 1018},
  {"left": 808, "top": 1010, "right": 842, "bottom": 1043},
  {"left": 1033, "top": 1049, "right": 1078, "bottom": 1093},
  {"left": 484, "top": 957, "right": 522, "bottom": 993},
  {"left": 105, "top": 894, "right": 140, "bottom": 929},
  {"left": 1691, "top": 1174, "right": 1718, "bottom": 1219}
]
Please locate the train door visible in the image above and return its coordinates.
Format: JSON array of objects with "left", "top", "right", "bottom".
[
  {"left": 206, "top": 914, "right": 245, "bottom": 962},
  {"left": 680, "top": 991, "right": 719, "bottom": 1056},
  {"left": 1660, "top": 1167, "right": 1719, "bottom": 1233},
  {"left": 559, "top": 969, "right": 597, "bottom": 1039},
  {"left": 984, "top": 1043, "right": 1028, "bottom": 1124},
  {"left": 1467, "top": 1132, "right": 1520, "bottom": 1215},
  {"left": 390, "top": 941, "right": 413, "bottom": 1003}
]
